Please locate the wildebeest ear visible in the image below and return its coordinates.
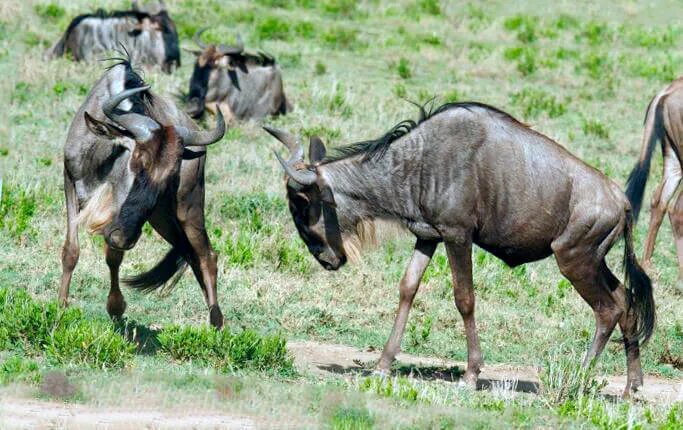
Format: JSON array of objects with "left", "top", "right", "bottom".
[
  {"left": 309, "top": 136, "right": 326, "bottom": 163},
  {"left": 227, "top": 69, "right": 241, "bottom": 91},
  {"left": 84, "top": 111, "right": 133, "bottom": 139}
]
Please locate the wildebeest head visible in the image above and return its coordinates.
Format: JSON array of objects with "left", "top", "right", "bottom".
[
  {"left": 85, "top": 86, "right": 225, "bottom": 250},
  {"left": 186, "top": 29, "right": 248, "bottom": 118},
  {"left": 264, "top": 127, "right": 347, "bottom": 270},
  {"left": 131, "top": 1, "right": 179, "bottom": 73}
]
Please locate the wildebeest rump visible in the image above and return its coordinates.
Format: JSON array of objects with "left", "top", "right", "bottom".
[
  {"left": 626, "top": 79, "right": 683, "bottom": 288},
  {"left": 59, "top": 59, "right": 226, "bottom": 328},
  {"left": 185, "top": 30, "right": 291, "bottom": 120},
  {"left": 45, "top": 1, "right": 180, "bottom": 74},
  {"left": 265, "top": 101, "right": 655, "bottom": 396}
]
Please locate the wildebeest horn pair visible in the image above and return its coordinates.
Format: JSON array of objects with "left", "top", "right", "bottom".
[
  {"left": 103, "top": 86, "right": 224, "bottom": 146},
  {"left": 193, "top": 28, "right": 244, "bottom": 55},
  {"left": 263, "top": 126, "right": 316, "bottom": 186}
]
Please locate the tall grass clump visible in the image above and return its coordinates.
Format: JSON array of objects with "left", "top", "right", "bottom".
[
  {"left": 157, "top": 325, "right": 295, "bottom": 375},
  {"left": 539, "top": 348, "right": 606, "bottom": 406},
  {"left": 509, "top": 88, "right": 567, "bottom": 119},
  {"left": 0, "top": 183, "right": 36, "bottom": 240},
  {"left": 0, "top": 287, "right": 134, "bottom": 369}
]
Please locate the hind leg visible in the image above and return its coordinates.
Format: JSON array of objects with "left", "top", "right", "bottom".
[
  {"left": 105, "top": 245, "right": 127, "bottom": 320},
  {"left": 643, "top": 153, "right": 681, "bottom": 267},
  {"left": 59, "top": 171, "right": 79, "bottom": 307},
  {"left": 668, "top": 191, "right": 683, "bottom": 290},
  {"left": 552, "top": 215, "right": 624, "bottom": 367},
  {"left": 600, "top": 263, "right": 643, "bottom": 396}
]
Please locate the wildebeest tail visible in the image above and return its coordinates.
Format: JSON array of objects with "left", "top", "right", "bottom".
[
  {"left": 123, "top": 247, "right": 188, "bottom": 293},
  {"left": 44, "top": 34, "right": 67, "bottom": 59},
  {"left": 622, "top": 211, "right": 656, "bottom": 344},
  {"left": 625, "top": 93, "right": 667, "bottom": 220}
]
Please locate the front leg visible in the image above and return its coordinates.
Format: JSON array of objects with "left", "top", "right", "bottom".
[
  {"left": 445, "top": 240, "right": 482, "bottom": 388},
  {"left": 377, "top": 239, "right": 437, "bottom": 372}
]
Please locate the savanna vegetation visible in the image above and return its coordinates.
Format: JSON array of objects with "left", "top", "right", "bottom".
[{"left": 0, "top": 0, "right": 682, "bottom": 428}]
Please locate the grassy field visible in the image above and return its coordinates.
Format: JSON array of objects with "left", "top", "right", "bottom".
[{"left": 1, "top": 0, "right": 683, "bottom": 428}]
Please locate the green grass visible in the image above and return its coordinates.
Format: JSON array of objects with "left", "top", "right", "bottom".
[{"left": 0, "top": 0, "right": 682, "bottom": 426}]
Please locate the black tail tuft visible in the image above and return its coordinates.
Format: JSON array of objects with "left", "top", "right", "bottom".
[
  {"left": 625, "top": 96, "right": 666, "bottom": 220},
  {"left": 622, "top": 212, "right": 656, "bottom": 344},
  {"left": 123, "top": 247, "right": 188, "bottom": 293}
]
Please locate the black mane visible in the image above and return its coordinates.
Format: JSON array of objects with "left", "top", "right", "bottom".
[
  {"left": 323, "top": 101, "right": 526, "bottom": 164},
  {"left": 63, "top": 9, "right": 150, "bottom": 40},
  {"left": 104, "top": 51, "right": 149, "bottom": 115}
]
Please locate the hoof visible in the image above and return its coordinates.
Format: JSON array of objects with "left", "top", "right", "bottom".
[
  {"left": 210, "top": 305, "right": 224, "bottom": 329},
  {"left": 106, "top": 296, "right": 127, "bottom": 319}
]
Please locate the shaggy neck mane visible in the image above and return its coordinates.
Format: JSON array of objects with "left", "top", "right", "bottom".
[{"left": 321, "top": 101, "right": 527, "bottom": 164}]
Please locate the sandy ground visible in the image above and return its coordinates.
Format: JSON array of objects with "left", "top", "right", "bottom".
[{"left": 1, "top": 340, "right": 680, "bottom": 429}]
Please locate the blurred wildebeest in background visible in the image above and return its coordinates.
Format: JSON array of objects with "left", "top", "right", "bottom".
[
  {"left": 44, "top": 1, "right": 180, "bottom": 74},
  {"left": 185, "top": 29, "right": 291, "bottom": 120},
  {"left": 626, "top": 79, "right": 683, "bottom": 290},
  {"left": 60, "top": 58, "right": 226, "bottom": 328},
  {"left": 265, "top": 101, "right": 655, "bottom": 396}
]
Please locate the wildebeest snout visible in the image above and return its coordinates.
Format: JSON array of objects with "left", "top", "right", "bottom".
[{"left": 104, "top": 225, "right": 139, "bottom": 251}]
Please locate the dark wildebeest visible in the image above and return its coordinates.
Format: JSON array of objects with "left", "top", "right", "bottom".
[
  {"left": 44, "top": 1, "right": 180, "bottom": 74},
  {"left": 185, "top": 30, "right": 291, "bottom": 120},
  {"left": 59, "top": 59, "right": 226, "bottom": 327},
  {"left": 626, "top": 79, "right": 683, "bottom": 290},
  {"left": 264, "top": 101, "right": 655, "bottom": 396}
]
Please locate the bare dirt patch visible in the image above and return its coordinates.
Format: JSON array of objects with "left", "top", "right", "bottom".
[{"left": 288, "top": 340, "right": 683, "bottom": 404}]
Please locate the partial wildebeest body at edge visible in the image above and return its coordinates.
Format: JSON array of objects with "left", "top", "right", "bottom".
[
  {"left": 60, "top": 59, "right": 226, "bottom": 328},
  {"left": 265, "top": 101, "right": 656, "bottom": 396},
  {"left": 626, "top": 78, "right": 683, "bottom": 290},
  {"left": 44, "top": 1, "right": 180, "bottom": 74},
  {"left": 185, "top": 31, "right": 291, "bottom": 120}
]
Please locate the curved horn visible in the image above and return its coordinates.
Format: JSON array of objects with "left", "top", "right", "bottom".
[
  {"left": 273, "top": 151, "right": 317, "bottom": 186},
  {"left": 262, "top": 126, "right": 302, "bottom": 161},
  {"left": 176, "top": 107, "right": 225, "bottom": 147},
  {"left": 102, "top": 86, "right": 159, "bottom": 142},
  {"left": 218, "top": 34, "right": 244, "bottom": 55},
  {"left": 193, "top": 28, "right": 208, "bottom": 50}
]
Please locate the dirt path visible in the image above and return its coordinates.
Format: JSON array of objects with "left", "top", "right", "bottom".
[
  {"left": 1, "top": 340, "right": 680, "bottom": 429},
  {"left": 288, "top": 340, "right": 683, "bottom": 404}
]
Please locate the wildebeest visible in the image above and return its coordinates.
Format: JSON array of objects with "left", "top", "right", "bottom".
[
  {"left": 626, "top": 79, "right": 683, "bottom": 289},
  {"left": 265, "top": 101, "right": 655, "bottom": 395},
  {"left": 44, "top": 1, "right": 180, "bottom": 74},
  {"left": 185, "top": 30, "right": 291, "bottom": 120},
  {"left": 59, "top": 59, "right": 226, "bottom": 328}
]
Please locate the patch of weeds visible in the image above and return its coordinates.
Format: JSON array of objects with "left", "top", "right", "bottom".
[
  {"left": 157, "top": 325, "right": 295, "bottom": 375},
  {"left": 255, "top": 16, "right": 290, "bottom": 41},
  {"left": 0, "top": 183, "right": 37, "bottom": 240},
  {"left": 539, "top": 347, "right": 606, "bottom": 406},
  {"left": 394, "top": 83, "right": 407, "bottom": 98},
  {"left": 577, "top": 51, "right": 612, "bottom": 80},
  {"left": 554, "top": 47, "right": 578, "bottom": 61},
  {"left": 467, "top": 42, "right": 493, "bottom": 62},
  {"left": 0, "top": 355, "right": 40, "bottom": 385},
  {"left": 36, "top": 157, "right": 52, "bottom": 167},
  {"left": 414, "top": 0, "right": 441, "bottom": 16},
  {"left": 34, "top": 3, "right": 65, "bottom": 20},
  {"left": 321, "top": 26, "right": 360, "bottom": 50},
  {"left": 554, "top": 14, "right": 579, "bottom": 30},
  {"left": 217, "top": 193, "right": 285, "bottom": 231},
  {"left": 302, "top": 124, "right": 341, "bottom": 141},
  {"left": 503, "top": 46, "right": 537, "bottom": 76},
  {"left": 581, "top": 118, "right": 609, "bottom": 139},
  {"left": 294, "top": 20, "right": 316, "bottom": 39},
  {"left": 329, "top": 405, "right": 374, "bottom": 430},
  {"left": 0, "top": 148, "right": 8, "bottom": 156},
  {"left": 360, "top": 376, "right": 419, "bottom": 402},
  {"left": 12, "top": 82, "right": 31, "bottom": 104},
  {"left": 279, "top": 52, "right": 302, "bottom": 68},
  {"left": 624, "top": 25, "right": 678, "bottom": 49},
  {"left": 315, "top": 61, "right": 327, "bottom": 75},
  {"left": 407, "top": 315, "right": 433, "bottom": 349},
  {"left": 510, "top": 88, "right": 567, "bottom": 119},
  {"left": 623, "top": 53, "right": 677, "bottom": 82},
  {"left": 443, "top": 89, "right": 461, "bottom": 103},
  {"left": 0, "top": 288, "right": 134, "bottom": 369},
  {"left": 504, "top": 15, "right": 538, "bottom": 43},
  {"left": 465, "top": 4, "right": 491, "bottom": 31},
  {"left": 321, "top": 0, "right": 357, "bottom": 17},
  {"left": 576, "top": 21, "right": 612, "bottom": 46},
  {"left": 397, "top": 57, "right": 412, "bottom": 79},
  {"left": 324, "top": 83, "right": 353, "bottom": 117}
]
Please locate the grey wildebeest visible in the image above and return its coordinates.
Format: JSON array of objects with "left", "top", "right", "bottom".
[
  {"left": 60, "top": 59, "right": 226, "bottom": 328},
  {"left": 626, "top": 79, "right": 683, "bottom": 289},
  {"left": 44, "top": 1, "right": 180, "bottom": 74},
  {"left": 264, "top": 101, "right": 656, "bottom": 395},
  {"left": 185, "top": 30, "right": 291, "bottom": 120}
]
